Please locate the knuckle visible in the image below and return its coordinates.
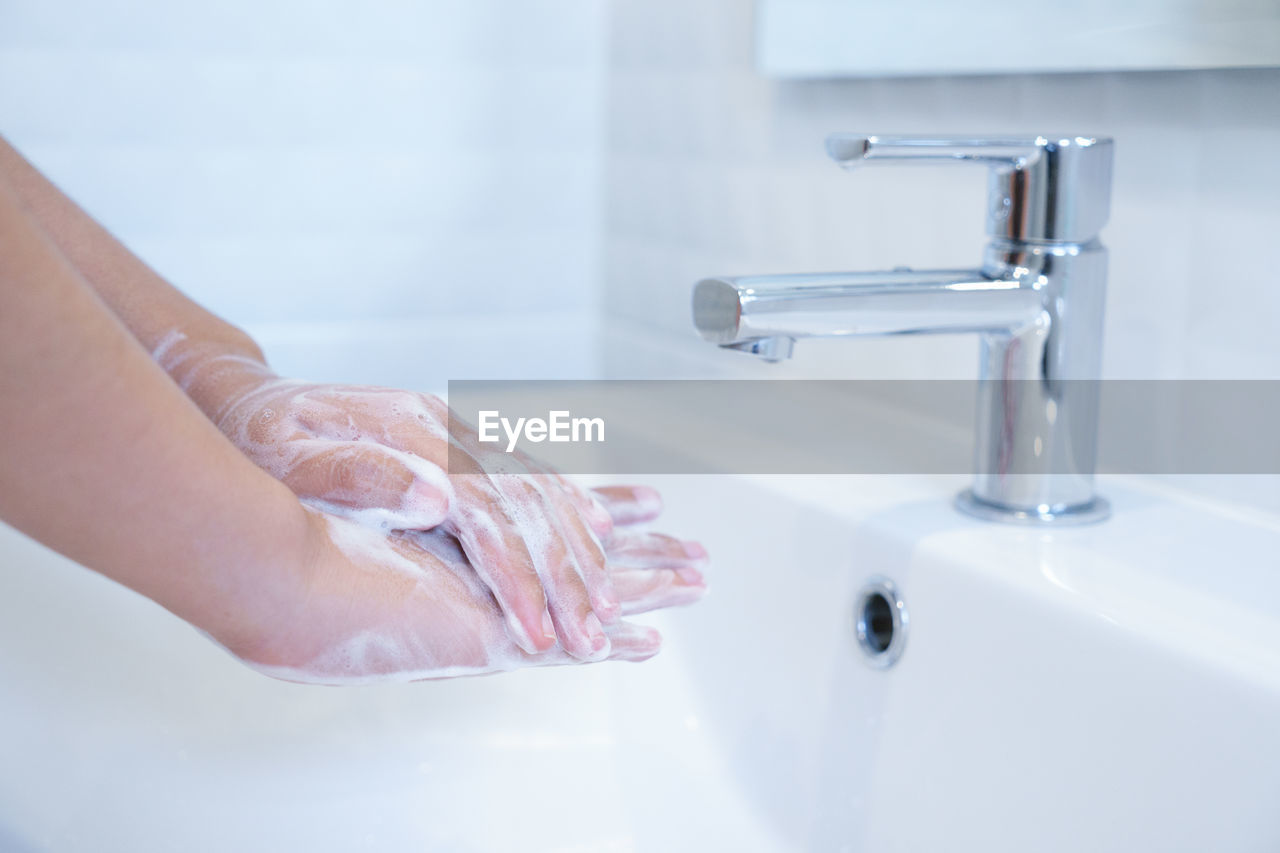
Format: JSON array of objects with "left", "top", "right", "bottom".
[
  {"left": 329, "top": 448, "right": 402, "bottom": 497},
  {"left": 328, "top": 451, "right": 364, "bottom": 492},
  {"left": 581, "top": 539, "right": 607, "bottom": 570}
]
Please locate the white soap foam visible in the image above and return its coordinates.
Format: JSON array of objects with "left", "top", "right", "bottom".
[
  {"left": 227, "top": 516, "right": 660, "bottom": 685},
  {"left": 151, "top": 328, "right": 677, "bottom": 682}
]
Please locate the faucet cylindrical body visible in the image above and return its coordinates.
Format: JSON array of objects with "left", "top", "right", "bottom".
[{"left": 969, "top": 240, "right": 1108, "bottom": 518}]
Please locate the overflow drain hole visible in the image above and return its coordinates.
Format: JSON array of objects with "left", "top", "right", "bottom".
[
  {"left": 855, "top": 577, "right": 908, "bottom": 668},
  {"left": 862, "top": 593, "right": 894, "bottom": 652}
]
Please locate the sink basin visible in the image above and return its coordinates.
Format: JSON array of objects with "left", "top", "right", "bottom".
[
  {"left": 2, "top": 322, "right": 1277, "bottom": 851},
  {"left": 1, "top": 470, "right": 1278, "bottom": 851},
  {"left": 634, "top": 474, "right": 1280, "bottom": 850}
]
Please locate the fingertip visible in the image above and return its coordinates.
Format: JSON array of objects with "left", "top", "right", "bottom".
[
  {"left": 681, "top": 577, "right": 709, "bottom": 604},
  {"left": 625, "top": 625, "right": 662, "bottom": 662},
  {"left": 593, "top": 593, "right": 622, "bottom": 625},
  {"left": 605, "top": 622, "right": 662, "bottom": 662},
  {"left": 588, "top": 572, "right": 622, "bottom": 624},
  {"left": 540, "top": 610, "right": 559, "bottom": 645},
  {"left": 676, "top": 566, "right": 705, "bottom": 586},
  {"left": 592, "top": 485, "right": 664, "bottom": 526},
  {"left": 409, "top": 479, "right": 450, "bottom": 528},
  {"left": 585, "top": 499, "right": 614, "bottom": 538},
  {"left": 584, "top": 612, "right": 611, "bottom": 661},
  {"left": 504, "top": 611, "right": 534, "bottom": 654},
  {"left": 528, "top": 612, "right": 558, "bottom": 653},
  {"left": 506, "top": 610, "right": 554, "bottom": 655},
  {"left": 682, "top": 540, "right": 709, "bottom": 564},
  {"left": 631, "top": 485, "right": 663, "bottom": 516}
]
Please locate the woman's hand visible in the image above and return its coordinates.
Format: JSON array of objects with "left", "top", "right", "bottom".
[
  {"left": 0, "top": 137, "right": 707, "bottom": 686},
  {"left": 227, "top": 503, "right": 707, "bottom": 685},
  {"left": 154, "top": 336, "right": 699, "bottom": 664}
]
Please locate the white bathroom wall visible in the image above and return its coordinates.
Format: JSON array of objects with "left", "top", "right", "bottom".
[
  {"left": 0, "top": 0, "right": 607, "bottom": 327},
  {"left": 601, "top": 0, "right": 1280, "bottom": 382}
]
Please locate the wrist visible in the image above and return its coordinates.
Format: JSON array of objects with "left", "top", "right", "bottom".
[{"left": 190, "top": 486, "right": 319, "bottom": 663}]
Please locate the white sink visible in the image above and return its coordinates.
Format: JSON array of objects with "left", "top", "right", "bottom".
[
  {"left": 640, "top": 474, "right": 1280, "bottom": 851},
  {"left": 2, "top": 471, "right": 1278, "bottom": 851},
  {"left": 2, "top": 322, "right": 1277, "bottom": 851}
]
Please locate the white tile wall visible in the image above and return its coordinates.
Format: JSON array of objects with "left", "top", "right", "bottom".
[
  {"left": 11, "top": 0, "right": 1272, "bottom": 380},
  {"left": 601, "top": 0, "right": 1280, "bottom": 382},
  {"left": 0, "top": 0, "right": 607, "bottom": 325},
  {"left": 2, "top": 0, "right": 1276, "bottom": 510}
]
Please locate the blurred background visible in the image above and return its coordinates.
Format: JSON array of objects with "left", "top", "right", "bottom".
[{"left": 1, "top": 0, "right": 1278, "bottom": 480}]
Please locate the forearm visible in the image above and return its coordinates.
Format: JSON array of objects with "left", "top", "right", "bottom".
[
  {"left": 0, "top": 136, "right": 266, "bottom": 369},
  {"left": 0, "top": 175, "right": 312, "bottom": 655}
]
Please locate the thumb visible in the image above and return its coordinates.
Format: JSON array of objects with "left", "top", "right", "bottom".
[{"left": 280, "top": 439, "right": 450, "bottom": 529}]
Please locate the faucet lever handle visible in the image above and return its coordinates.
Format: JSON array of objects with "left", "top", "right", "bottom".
[
  {"left": 827, "top": 135, "right": 1047, "bottom": 167},
  {"left": 825, "top": 134, "right": 1114, "bottom": 244}
]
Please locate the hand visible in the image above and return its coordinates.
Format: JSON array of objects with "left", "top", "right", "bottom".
[
  {"left": 0, "top": 137, "right": 707, "bottom": 684},
  {"left": 224, "top": 501, "right": 707, "bottom": 684},
  {"left": 155, "top": 336, "right": 697, "bottom": 663}
]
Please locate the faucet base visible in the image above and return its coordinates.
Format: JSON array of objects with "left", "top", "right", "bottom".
[{"left": 954, "top": 489, "right": 1111, "bottom": 526}]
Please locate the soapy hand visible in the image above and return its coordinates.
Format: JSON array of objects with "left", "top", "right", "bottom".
[
  {"left": 154, "top": 333, "right": 696, "bottom": 663},
  {"left": 223, "top": 496, "right": 707, "bottom": 684},
  {"left": 0, "top": 136, "right": 706, "bottom": 687}
]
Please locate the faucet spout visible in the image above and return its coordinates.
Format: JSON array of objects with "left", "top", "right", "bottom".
[{"left": 693, "top": 269, "right": 1042, "bottom": 350}]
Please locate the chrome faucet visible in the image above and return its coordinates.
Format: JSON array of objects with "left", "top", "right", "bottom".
[{"left": 692, "top": 135, "right": 1114, "bottom": 524}]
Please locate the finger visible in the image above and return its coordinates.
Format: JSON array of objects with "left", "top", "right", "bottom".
[
  {"left": 470, "top": 431, "right": 615, "bottom": 541},
  {"left": 515, "top": 620, "right": 662, "bottom": 668},
  {"left": 538, "top": 475, "right": 620, "bottom": 624},
  {"left": 591, "top": 485, "right": 663, "bottom": 526},
  {"left": 546, "top": 473, "right": 614, "bottom": 540},
  {"left": 612, "top": 567, "right": 707, "bottom": 616},
  {"left": 602, "top": 621, "right": 663, "bottom": 662},
  {"left": 606, "top": 530, "right": 709, "bottom": 569},
  {"left": 281, "top": 440, "right": 450, "bottom": 529},
  {"left": 492, "top": 475, "right": 609, "bottom": 662},
  {"left": 445, "top": 411, "right": 607, "bottom": 658},
  {"left": 374, "top": 393, "right": 453, "bottom": 468},
  {"left": 447, "top": 476, "right": 557, "bottom": 656}
]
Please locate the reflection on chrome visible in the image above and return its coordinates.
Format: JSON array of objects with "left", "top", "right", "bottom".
[{"left": 692, "top": 135, "right": 1115, "bottom": 525}]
